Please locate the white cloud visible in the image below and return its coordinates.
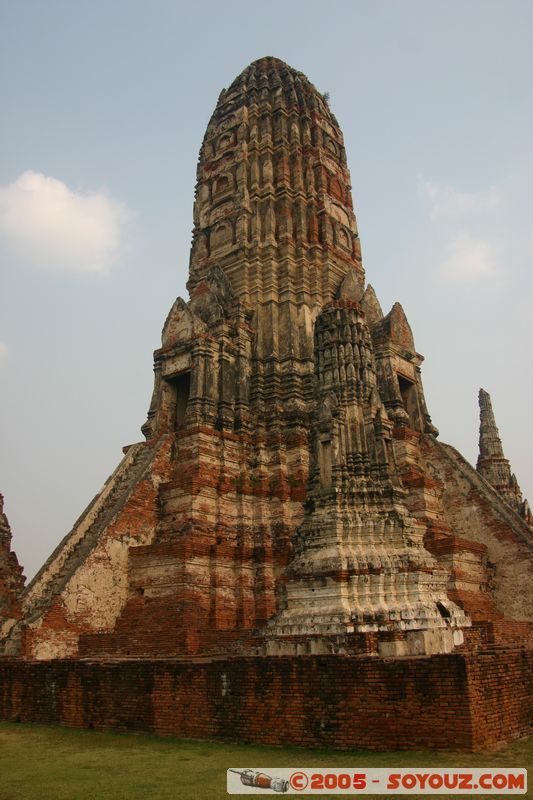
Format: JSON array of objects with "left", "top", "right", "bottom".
[
  {"left": 0, "top": 171, "right": 130, "bottom": 274},
  {"left": 419, "top": 178, "right": 500, "bottom": 219},
  {"left": 0, "top": 341, "right": 8, "bottom": 359},
  {"left": 437, "top": 233, "right": 498, "bottom": 284}
]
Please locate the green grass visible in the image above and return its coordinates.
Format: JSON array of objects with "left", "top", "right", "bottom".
[{"left": 0, "top": 722, "right": 530, "bottom": 800}]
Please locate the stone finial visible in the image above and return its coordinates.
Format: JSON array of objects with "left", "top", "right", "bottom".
[
  {"left": 0, "top": 493, "right": 25, "bottom": 622},
  {"left": 477, "top": 388, "right": 505, "bottom": 463},
  {"left": 520, "top": 499, "right": 533, "bottom": 526},
  {"left": 477, "top": 389, "right": 530, "bottom": 522},
  {"left": 0, "top": 493, "right": 13, "bottom": 549}
]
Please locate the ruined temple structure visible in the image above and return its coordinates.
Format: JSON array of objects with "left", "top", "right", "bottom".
[
  {"left": 1, "top": 58, "right": 532, "bottom": 750},
  {"left": 0, "top": 495, "right": 25, "bottom": 644}
]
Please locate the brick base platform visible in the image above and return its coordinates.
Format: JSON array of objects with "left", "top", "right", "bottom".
[{"left": 1, "top": 649, "right": 531, "bottom": 751}]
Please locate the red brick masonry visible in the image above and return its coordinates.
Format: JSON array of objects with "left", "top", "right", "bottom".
[{"left": 1, "top": 650, "right": 531, "bottom": 751}]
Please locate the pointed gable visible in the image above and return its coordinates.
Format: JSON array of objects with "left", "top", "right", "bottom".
[
  {"left": 380, "top": 302, "right": 415, "bottom": 352},
  {"left": 161, "top": 298, "right": 202, "bottom": 347},
  {"left": 361, "top": 284, "right": 383, "bottom": 325}
]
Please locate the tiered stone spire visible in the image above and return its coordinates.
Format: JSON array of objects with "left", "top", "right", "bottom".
[
  {"left": 143, "top": 57, "right": 365, "bottom": 443},
  {"left": 188, "top": 56, "right": 363, "bottom": 307},
  {"left": 477, "top": 389, "right": 531, "bottom": 523},
  {"left": 128, "top": 57, "right": 468, "bottom": 656},
  {"left": 268, "top": 290, "right": 468, "bottom": 654},
  {"left": 0, "top": 494, "right": 25, "bottom": 633},
  {"left": 132, "top": 57, "right": 371, "bottom": 647}
]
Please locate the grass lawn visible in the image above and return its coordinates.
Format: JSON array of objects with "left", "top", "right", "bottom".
[{"left": 0, "top": 722, "right": 530, "bottom": 800}]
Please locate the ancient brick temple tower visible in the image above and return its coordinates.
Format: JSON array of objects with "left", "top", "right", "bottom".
[{"left": 1, "top": 57, "right": 532, "bottom": 667}]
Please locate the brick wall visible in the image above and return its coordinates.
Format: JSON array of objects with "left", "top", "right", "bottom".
[{"left": 0, "top": 650, "right": 531, "bottom": 751}]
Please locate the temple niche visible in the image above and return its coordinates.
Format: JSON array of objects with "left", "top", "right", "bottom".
[{"left": 1, "top": 57, "right": 532, "bottom": 671}]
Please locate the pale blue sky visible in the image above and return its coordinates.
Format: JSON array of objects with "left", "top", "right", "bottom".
[{"left": 1, "top": 0, "right": 532, "bottom": 579}]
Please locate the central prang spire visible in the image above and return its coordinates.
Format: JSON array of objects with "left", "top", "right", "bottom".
[
  {"left": 139, "top": 57, "right": 468, "bottom": 660},
  {"left": 188, "top": 56, "right": 363, "bottom": 309}
]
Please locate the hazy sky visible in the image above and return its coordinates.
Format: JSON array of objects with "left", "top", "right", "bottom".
[{"left": 1, "top": 0, "right": 532, "bottom": 580}]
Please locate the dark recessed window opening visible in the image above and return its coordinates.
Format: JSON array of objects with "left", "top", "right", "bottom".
[
  {"left": 397, "top": 374, "right": 420, "bottom": 430},
  {"left": 437, "top": 601, "right": 451, "bottom": 619},
  {"left": 319, "top": 440, "right": 332, "bottom": 489},
  {"left": 169, "top": 371, "right": 191, "bottom": 430}
]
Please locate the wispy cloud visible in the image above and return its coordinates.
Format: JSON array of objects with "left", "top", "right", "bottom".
[
  {"left": 437, "top": 233, "right": 498, "bottom": 284},
  {"left": 419, "top": 178, "right": 500, "bottom": 220},
  {"left": 0, "top": 171, "right": 130, "bottom": 274},
  {"left": 0, "top": 341, "right": 8, "bottom": 360}
]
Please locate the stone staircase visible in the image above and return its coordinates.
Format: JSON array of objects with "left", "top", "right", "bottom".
[
  {"left": 435, "top": 439, "right": 533, "bottom": 546},
  {"left": 17, "top": 440, "right": 160, "bottom": 629}
]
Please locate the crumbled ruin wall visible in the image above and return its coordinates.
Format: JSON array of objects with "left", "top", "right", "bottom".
[
  {"left": 0, "top": 652, "right": 531, "bottom": 751},
  {"left": 423, "top": 437, "right": 533, "bottom": 620},
  {"left": 2, "top": 438, "right": 173, "bottom": 658}
]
